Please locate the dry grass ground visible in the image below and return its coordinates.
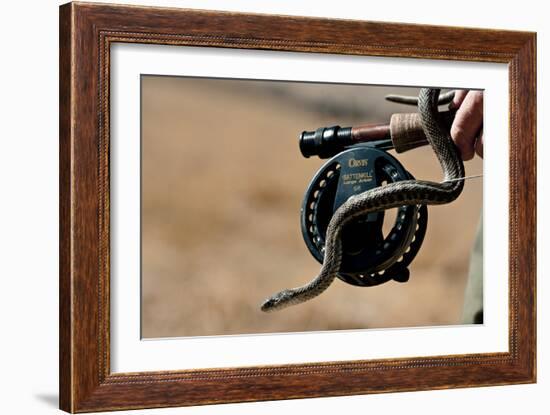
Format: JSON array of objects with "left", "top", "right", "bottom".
[{"left": 141, "top": 76, "right": 483, "bottom": 338}]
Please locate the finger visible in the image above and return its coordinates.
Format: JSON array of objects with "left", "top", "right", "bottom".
[
  {"left": 450, "top": 91, "right": 483, "bottom": 161},
  {"left": 449, "top": 89, "right": 469, "bottom": 109},
  {"left": 475, "top": 129, "right": 484, "bottom": 158}
]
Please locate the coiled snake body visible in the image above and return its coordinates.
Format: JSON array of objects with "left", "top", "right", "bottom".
[{"left": 261, "top": 88, "right": 465, "bottom": 312}]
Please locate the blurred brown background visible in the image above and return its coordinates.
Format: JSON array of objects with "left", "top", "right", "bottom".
[{"left": 141, "top": 76, "right": 483, "bottom": 338}]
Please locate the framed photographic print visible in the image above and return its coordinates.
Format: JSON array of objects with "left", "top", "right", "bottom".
[{"left": 59, "top": 2, "right": 536, "bottom": 412}]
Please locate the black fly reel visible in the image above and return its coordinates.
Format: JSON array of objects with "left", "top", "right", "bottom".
[{"left": 300, "top": 144, "right": 428, "bottom": 287}]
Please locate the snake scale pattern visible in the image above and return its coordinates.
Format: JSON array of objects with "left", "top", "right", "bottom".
[{"left": 261, "top": 88, "right": 465, "bottom": 312}]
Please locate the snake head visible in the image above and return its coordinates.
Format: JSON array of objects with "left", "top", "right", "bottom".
[{"left": 260, "top": 289, "right": 294, "bottom": 312}]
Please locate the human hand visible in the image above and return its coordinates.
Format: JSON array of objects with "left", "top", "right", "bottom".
[{"left": 450, "top": 90, "right": 484, "bottom": 160}]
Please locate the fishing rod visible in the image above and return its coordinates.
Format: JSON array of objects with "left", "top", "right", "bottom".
[{"left": 299, "top": 109, "right": 456, "bottom": 158}]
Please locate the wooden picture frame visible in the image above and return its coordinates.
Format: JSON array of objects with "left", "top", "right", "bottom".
[{"left": 59, "top": 2, "right": 536, "bottom": 412}]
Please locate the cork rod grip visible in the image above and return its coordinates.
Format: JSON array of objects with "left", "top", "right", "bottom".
[{"left": 389, "top": 111, "right": 455, "bottom": 153}]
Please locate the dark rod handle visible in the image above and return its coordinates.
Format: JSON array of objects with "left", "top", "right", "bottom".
[{"left": 299, "top": 110, "right": 455, "bottom": 158}]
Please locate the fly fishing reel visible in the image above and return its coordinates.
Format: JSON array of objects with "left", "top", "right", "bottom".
[{"left": 299, "top": 123, "right": 430, "bottom": 287}]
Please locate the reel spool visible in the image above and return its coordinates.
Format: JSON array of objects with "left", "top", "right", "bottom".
[{"left": 300, "top": 143, "right": 428, "bottom": 287}]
